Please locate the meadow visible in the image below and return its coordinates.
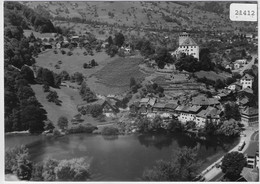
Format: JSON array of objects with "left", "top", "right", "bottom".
[{"left": 36, "top": 48, "right": 114, "bottom": 77}]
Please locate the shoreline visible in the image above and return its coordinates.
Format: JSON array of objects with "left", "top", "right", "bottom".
[{"left": 199, "top": 128, "right": 255, "bottom": 181}]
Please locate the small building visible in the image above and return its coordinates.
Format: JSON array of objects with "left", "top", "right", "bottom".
[
  {"left": 177, "top": 105, "right": 202, "bottom": 123},
  {"left": 240, "top": 106, "right": 258, "bottom": 127},
  {"left": 240, "top": 74, "right": 254, "bottom": 89},
  {"left": 56, "top": 42, "right": 62, "bottom": 49},
  {"left": 244, "top": 141, "right": 259, "bottom": 168},
  {"left": 227, "top": 82, "right": 242, "bottom": 91}
]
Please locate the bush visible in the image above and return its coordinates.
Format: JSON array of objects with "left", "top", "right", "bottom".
[
  {"left": 101, "top": 126, "right": 119, "bottom": 135},
  {"left": 68, "top": 124, "right": 97, "bottom": 134},
  {"left": 57, "top": 116, "right": 68, "bottom": 130},
  {"left": 42, "top": 83, "right": 50, "bottom": 92},
  {"left": 55, "top": 157, "right": 91, "bottom": 181},
  {"left": 5, "top": 145, "right": 32, "bottom": 180},
  {"left": 61, "top": 50, "right": 66, "bottom": 55},
  {"left": 67, "top": 51, "right": 73, "bottom": 56}
]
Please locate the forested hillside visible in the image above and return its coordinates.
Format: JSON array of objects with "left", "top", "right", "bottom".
[{"left": 4, "top": 2, "right": 58, "bottom": 133}]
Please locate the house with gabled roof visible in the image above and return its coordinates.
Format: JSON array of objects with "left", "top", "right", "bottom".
[
  {"left": 241, "top": 106, "right": 258, "bottom": 127},
  {"left": 240, "top": 74, "right": 254, "bottom": 89},
  {"left": 195, "top": 106, "right": 222, "bottom": 127},
  {"left": 176, "top": 105, "right": 202, "bottom": 123}
]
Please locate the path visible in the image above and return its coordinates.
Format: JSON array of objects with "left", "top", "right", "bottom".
[{"left": 199, "top": 128, "right": 256, "bottom": 181}]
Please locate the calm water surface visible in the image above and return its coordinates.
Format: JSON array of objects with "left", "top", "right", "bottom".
[{"left": 5, "top": 133, "right": 239, "bottom": 181}]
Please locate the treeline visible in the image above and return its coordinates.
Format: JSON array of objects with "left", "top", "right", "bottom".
[
  {"left": 5, "top": 145, "right": 91, "bottom": 181},
  {"left": 4, "top": 1, "right": 56, "bottom": 33},
  {"left": 5, "top": 65, "right": 47, "bottom": 133}
]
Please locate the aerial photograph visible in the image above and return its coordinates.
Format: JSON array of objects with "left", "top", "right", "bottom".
[{"left": 3, "top": 1, "right": 259, "bottom": 182}]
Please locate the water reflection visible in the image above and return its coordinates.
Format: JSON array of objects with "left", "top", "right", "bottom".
[
  {"left": 137, "top": 134, "right": 173, "bottom": 150},
  {"left": 102, "top": 135, "right": 119, "bottom": 141}
]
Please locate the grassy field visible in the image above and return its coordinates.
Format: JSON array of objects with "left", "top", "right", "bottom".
[
  {"left": 31, "top": 84, "right": 112, "bottom": 128},
  {"left": 194, "top": 71, "right": 231, "bottom": 81},
  {"left": 36, "top": 48, "right": 114, "bottom": 77},
  {"left": 90, "top": 57, "right": 147, "bottom": 95}
]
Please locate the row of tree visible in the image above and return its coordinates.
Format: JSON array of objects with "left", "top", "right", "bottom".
[{"left": 5, "top": 145, "right": 91, "bottom": 181}]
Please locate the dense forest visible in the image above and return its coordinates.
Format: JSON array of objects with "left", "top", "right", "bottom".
[{"left": 4, "top": 2, "right": 60, "bottom": 133}]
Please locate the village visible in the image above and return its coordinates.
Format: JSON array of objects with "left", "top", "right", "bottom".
[{"left": 4, "top": 1, "right": 259, "bottom": 182}]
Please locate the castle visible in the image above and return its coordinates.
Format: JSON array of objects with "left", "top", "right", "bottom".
[{"left": 172, "top": 32, "right": 200, "bottom": 60}]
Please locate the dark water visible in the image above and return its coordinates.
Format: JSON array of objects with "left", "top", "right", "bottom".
[{"left": 5, "top": 133, "right": 239, "bottom": 181}]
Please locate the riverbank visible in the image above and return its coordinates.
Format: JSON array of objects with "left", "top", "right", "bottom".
[{"left": 199, "top": 128, "right": 255, "bottom": 181}]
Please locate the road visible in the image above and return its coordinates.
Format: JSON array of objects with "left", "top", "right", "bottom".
[
  {"left": 198, "top": 128, "right": 256, "bottom": 181},
  {"left": 209, "top": 130, "right": 259, "bottom": 181}
]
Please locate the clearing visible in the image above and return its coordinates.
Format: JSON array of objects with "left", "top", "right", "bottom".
[
  {"left": 89, "top": 57, "right": 147, "bottom": 95},
  {"left": 36, "top": 48, "right": 114, "bottom": 77}
]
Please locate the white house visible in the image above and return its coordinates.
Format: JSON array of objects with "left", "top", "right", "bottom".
[
  {"left": 172, "top": 32, "right": 200, "bottom": 60},
  {"left": 227, "top": 82, "right": 242, "bottom": 91},
  {"left": 240, "top": 74, "right": 254, "bottom": 89},
  {"left": 176, "top": 105, "right": 202, "bottom": 123}
]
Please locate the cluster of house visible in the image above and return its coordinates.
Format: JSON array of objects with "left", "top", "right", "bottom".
[{"left": 129, "top": 95, "right": 222, "bottom": 128}]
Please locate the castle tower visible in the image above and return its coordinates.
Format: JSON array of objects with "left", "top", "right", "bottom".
[{"left": 179, "top": 32, "right": 190, "bottom": 45}]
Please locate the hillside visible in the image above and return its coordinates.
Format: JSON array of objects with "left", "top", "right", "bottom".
[
  {"left": 20, "top": 1, "right": 257, "bottom": 33},
  {"left": 4, "top": 1, "right": 56, "bottom": 33}
]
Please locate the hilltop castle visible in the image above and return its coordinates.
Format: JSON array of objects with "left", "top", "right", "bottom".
[{"left": 172, "top": 32, "right": 200, "bottom": 60}]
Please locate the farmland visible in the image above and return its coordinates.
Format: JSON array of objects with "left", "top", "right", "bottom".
[
  {"left": 91, "top": 57, "right": 147, "bottom": 95},
  {"left": 194, "top": 71, "right": 231, "bottom": 81}
]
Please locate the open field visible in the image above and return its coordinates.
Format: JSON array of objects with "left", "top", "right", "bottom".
[
  {"left": 90, "top": 57, "right": 147, "bottom": 95},
  {"left": 36, "top": 48, "right": 114, "bottom": 77},
  {"left": 195, "top": 71, "right": 231, "bottom": 81},
  {"left": 31, "top": 84, "right": 113, "bottom": 128}
]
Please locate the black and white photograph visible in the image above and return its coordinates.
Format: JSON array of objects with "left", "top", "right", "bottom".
[{"left": 2, "top": 0, "right": 259, "bottom": 182}]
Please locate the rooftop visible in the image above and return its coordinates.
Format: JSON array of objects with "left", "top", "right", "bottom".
[
  {"left": 180, "top": 37, "right": 198, "bottom": 46},
  {"left": 241, "top": 74, "right": 254, "bottom": 80}
]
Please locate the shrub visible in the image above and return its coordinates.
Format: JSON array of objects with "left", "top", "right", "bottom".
[
  {"left": 68, "top": 124, "right": 97, "bottom": 134},
  {"left": 42, "top": 83, "right": 50, "bottom": 93},
  {"left": 101, "top": 126, "right": 119, "bottom": 135},
  {"left": 5, "top": 145, "right": 32, "bottom": 180},
  {"left": 61, "top": 50, "right": 66, "bottom": 55},
  {"left": 57, "top": 116, "right": 68, "bottom": 130},
  {"left": 55, "top": 157, "right": 91, "bottom": 181},
  {"left": 67, "top": 51, "right": 73, "bottom": 56}
]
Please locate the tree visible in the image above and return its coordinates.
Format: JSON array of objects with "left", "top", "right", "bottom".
[
  {"left": 155, "top": 47, "right": 174, "bottom": 69},
  {"left": 44, "top": 120, "right": 55, "bottom": 132},
  {"left": 142, "top": 146, "right": 201, "bottom": 181},
  {"left": 20, "top": 105, "right": 47, "bottom": 133},
  {"left": 221, "top": 151, "right": 247, "bottom": 180},
  {"left": 130, "top": 77, "right": 136, "bottom": 88},
  {"left": 55, "top": 157, "right": 91, "bottom": 181},
  {"left": 71, "top": 72, "right": 84, "bottom": 85},
  {"left": 89, "top": 104, "right": 103, "bottom": 118},
  {"left": 57, "top": 116, "right": 68, "bottom": 130},
  {"left": 114, "top": 32, "right": 125, "bottom": 47},
  {"left": 79, "top": 81, "right": 96, "bottom": 103},
  {"left": 46, "top": 90, "right": 60, "bottom": 105},
  {"left": 223, "top": 103, "right": 241, "bottom": 120},
  {"left": 42, "top": 158, "right": 59, "bottom": 181},
  {"left": 217, "top": 119, "right": 242, "bottom": 137},
  {"left": 59, "top": 70, "right": 70, "bottom": 81},
  {"left": 20, "top": 65, "right": 35, "bottom": 83},
  {"left": 107, "top": 36, "right": 113, "bottom": 46},
  {"left": 42, "top": 83, "right": 50, "bottom": 92},
  {"left": 214, "top": 79, "right": 225, "bottom": 90}
]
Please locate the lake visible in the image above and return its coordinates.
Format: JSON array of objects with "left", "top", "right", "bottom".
[{"left": 5, "top": 133, "right": 239, "bottom": 181}]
